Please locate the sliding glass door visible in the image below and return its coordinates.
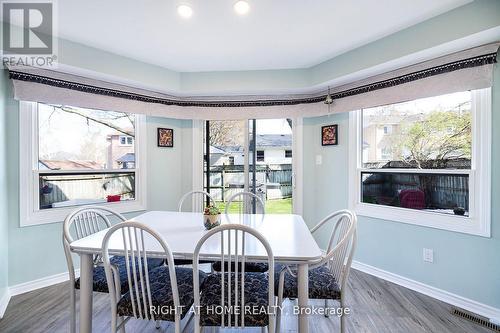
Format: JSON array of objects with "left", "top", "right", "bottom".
[{"left": 204, "top": 118, "right": 294, "bottom": 214}]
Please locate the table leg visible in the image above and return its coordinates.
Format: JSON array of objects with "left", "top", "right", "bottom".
[
  {"left": 297, "top": 263, "right": 309, "bottom": 333},
  {"left": 79, "top": 254, "right": 94, "bottom": 333}
]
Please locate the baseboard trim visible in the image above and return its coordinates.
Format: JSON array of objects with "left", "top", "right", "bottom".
[
  {"left": 0, "top": 290, "right": 11, "bottom": 319},
  {"left": 352, "top": 260, "right": 500, "bottom": 323},
  {"left": 8, "top": 269, "right": 79, "bottom": 298}
]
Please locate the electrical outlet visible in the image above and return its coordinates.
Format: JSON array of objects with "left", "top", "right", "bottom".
[
  {"left": 316, "top": 155, "right": 322, "bottom": 165},
  {"left": 423, "top": 248, "right": 434, "bottom": 263}
]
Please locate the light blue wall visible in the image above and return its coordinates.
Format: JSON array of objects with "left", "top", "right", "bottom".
[
  {"left": 302, "top": 53, "right": 500, "bottom": 309},
  {"left": 0, "top": 70, "right": 9, "bottom": 306},
  {"left": 146, "top": 117, "right": 193, "bottom": 212}
]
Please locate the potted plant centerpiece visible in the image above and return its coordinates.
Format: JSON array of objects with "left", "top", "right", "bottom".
[{"left": 203, "top": 205, "right": 221, "bottom": 230}]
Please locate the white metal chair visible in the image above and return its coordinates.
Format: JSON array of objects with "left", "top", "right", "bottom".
[
  {"left": 178, "top": 190, "right": 215, "bottom": 212},
  {"left": 178, "top": 190, "right": 217, "bottom": 266},
  {"left": 63, "top": 206, "right": 126, "bottom": 333},
  {"left": 62, "top": 206, "right": 163, "bottom": 333},
  {"left": 193, "top": 224, "right": 275, "bottom": 333},
  {"left": 224, "top": 191, "right": 265, "bottom": 216},
  {"left": 214, "top": 191, "right": 268, "bottom": 273},
  {"left": 275, "top": 210, "right": 357, "bottom": 333},
  {"left": 102, "top": 221, "right": 206, "bottom": 333}
]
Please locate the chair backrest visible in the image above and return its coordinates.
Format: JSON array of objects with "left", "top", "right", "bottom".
[
  {"left": 62, "top": 206, "right": 127, "bottom": 282},
  {"left": 178, "top": 190, "right": 216, "bottom": 212},
  {"left": 193, "top": 224, "right": 275, "bottom": 331},
  {"left": 101, "top": 221, "right": 180, "bottom": 324},
  {"left": 224, "top": 191, "right": 265, "bottom": 216},
  {"left": 310, "top": 209, "right": 357, "bottom": 292}
]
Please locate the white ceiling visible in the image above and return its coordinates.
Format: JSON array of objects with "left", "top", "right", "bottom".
[{"left": 58, "top": 0, "right": 472, "bottom": 72}]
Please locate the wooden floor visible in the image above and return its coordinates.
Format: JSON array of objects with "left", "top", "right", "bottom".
[{"left": 0, "top": 269, "right": 490, "bottom": 333}]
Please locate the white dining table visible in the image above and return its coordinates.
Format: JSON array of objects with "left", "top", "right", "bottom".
[{"left": 70, "top": 211, "right": 323, "bottom": 333}]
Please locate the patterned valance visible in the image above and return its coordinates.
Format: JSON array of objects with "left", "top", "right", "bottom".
[{"left": 7, "top": 43, "right": 499, "bottom": 120}]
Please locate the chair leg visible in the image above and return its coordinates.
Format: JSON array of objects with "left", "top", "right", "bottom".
[
  {"left": 275, "top": 299, "right": 282, "bottom": 333},
  {"left": 324, "top": 299, "right": 329, "bottom": 318},
  {"left": 69, "top": 284, "right": 76, "bottom": 333},
  {"left": 276, "top": 271, "right": 285, "bottom": 333},
  {"left": 340, "top": 297, "right": 345, "bottom": 333},
  {"left": 111, "top": 314, "right": 117, "bottom": 333},
  {"left": 119, "top": 318, "right": 126, "bottom": 333}
]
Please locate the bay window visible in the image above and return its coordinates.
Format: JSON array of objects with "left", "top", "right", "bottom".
[
  {"left": 348, "top": 89, "right": 491, "bottom": 236},
  {"left": 20, "top": 101, "right": 147, "bottom": 226}
]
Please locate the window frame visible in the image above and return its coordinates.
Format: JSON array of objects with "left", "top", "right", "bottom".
[
  {"left": 19, "top": 101, "right": 147, "bottom": 227},
  {"left": 348, "top": 88, "right": 491, "bottom": 237},
  {"left": 119, "top": 135, "right": 134, "bottom": 146}
]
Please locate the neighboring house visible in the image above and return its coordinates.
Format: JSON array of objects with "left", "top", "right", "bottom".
[
  {"left": 255, "top": 134, "right": 292, "bottom": 165},
  {"left": 107, "top": 132, "right": 135, "bottom": 169},
  {"left": 210, "top": 134, "right": 292, "bottom": 166},
  {"left": 362, "top": 112, "right": 423, "bottom": 163},
  {"left": 116, "top": 152, "right": 135, "bottom": 169},
  {"left": 39, "top": 160, "right": 102, "bottom": 170},
  {"left": 209, "top": 146, "right": 228, "bottom": 166}
]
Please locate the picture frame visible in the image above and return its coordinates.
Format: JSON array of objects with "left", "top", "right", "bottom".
[
  {"left": 321, "top": 124, "right": 338, "bottom": 146},
  {"left": 157, "top": 128, "right": 174, "bottom": 147}
]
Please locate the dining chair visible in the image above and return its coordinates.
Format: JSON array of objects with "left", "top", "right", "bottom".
[
  {"left": 224, "top": 191, "right": 265, "bottom": 215},
  {"left": 178, "top": 190, "right": 216, "bottom": 213},
  {"left": 275, "top": 209, "right": 357, "bottom": 333},
  {"left": 193, "top": 224, "right": 275, "bottom": 333},
  {"left": 177, "top": 190, "right": 217, "bottom": 266},
  {"left": 102, "top": 221, "right": 207, "bottom": 333},
  {"left": 62, "top": 206, "right": 164, "bottom": 333},
  {"left": 213, "top": 191, "right": 268, "bottom": 273}
]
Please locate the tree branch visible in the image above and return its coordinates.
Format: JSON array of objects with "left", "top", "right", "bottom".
[{"left": 60, "top": 107, "right": 134, "bottom": 137}]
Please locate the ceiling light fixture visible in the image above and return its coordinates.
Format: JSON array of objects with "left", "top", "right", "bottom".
[
  {"left": 234, "top": 1, "right": 250, "bottom": 15},
  {"left": 177, "top": 4, "right": 193, "bottom": 18}
]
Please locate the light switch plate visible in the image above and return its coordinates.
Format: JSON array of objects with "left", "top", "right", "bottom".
[
  {"left": 423, "top": 248, "right": 433, "bottom": 263},
  {"left": 316, "top": 155, "right": 322, "bottom": 165}
]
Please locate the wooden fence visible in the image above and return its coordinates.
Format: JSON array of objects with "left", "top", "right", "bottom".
[
  {"left": 206, "top": 164, "right": 292, "bottom": 201},
  {"left": 39, "top": 172, "right": 135, "bottom": 209},
  {"left": 362, "top": 172, "right": 469, "bottom": 210}
]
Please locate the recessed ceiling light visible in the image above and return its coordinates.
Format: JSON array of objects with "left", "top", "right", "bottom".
[
  {"left": 177, "top": 4, "right": 193, "bottom": 18},
  {"left": 234, "top": 1, "right": 250, "bottom": 15}
]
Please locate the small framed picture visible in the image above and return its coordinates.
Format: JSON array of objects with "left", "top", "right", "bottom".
[
  {"left": 157, "top": 128, "right": 174, "bottom": 147},
  {"left": 321, "top": 124, "right": 338, "bottom": 146}
]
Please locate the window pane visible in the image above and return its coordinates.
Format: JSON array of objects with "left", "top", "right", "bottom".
[
  {"left": 361, "top": 172, "right": 469, "bottom": 216},
  {"left": 362, "top": 91, "right": 472, "bottom": 169},
  {"left": 38, "top": 104, "right": 136, "bottom": 170},
  {"left": 39, "top": 172, "right": 135, "bottom": 209},
  {"left": 257, "top": 150, "right": 264, "bottom": 161}
]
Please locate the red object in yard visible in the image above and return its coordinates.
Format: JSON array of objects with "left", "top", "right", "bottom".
[
  {"left": 399, "top": 189, "right": 425, "bottom": 210},
  {"left": 107, "top": 195, "right": 121, "bottom": 202}
]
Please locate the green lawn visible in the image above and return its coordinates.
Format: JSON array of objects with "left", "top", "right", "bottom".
[{"left": 216, "top": 198, "right": 292, "bottom": 214}]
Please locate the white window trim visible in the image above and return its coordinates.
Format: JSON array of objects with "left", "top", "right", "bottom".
[
  {"left": 19, "top": 101, "right": 147, "bottom": 227},
  {"left": 348, "top": 88, "right": 491, "bottom": 237}
]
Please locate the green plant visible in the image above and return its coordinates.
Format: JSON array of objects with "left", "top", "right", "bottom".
[{"left": 204, "top": 205, "right": 220, "bottom": 215}]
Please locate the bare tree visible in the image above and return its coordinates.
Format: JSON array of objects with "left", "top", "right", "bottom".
[{"left": 209, "top": 120, "right": 244, "bottom": 146}]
